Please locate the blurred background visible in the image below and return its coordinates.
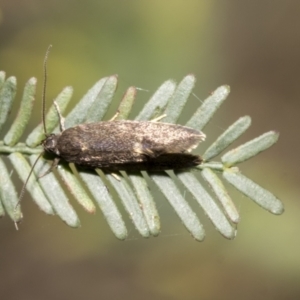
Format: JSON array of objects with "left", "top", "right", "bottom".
[{"left": 0, "top": 1, "right": 300, "bottom": 299}]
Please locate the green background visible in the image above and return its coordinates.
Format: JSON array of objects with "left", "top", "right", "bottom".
[{"left": 0, "top": 1, "right": 299, "bottom": 299}]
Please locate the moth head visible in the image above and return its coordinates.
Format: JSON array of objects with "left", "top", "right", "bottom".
[{"left": 42, "top": 133, "right": 60, "bottom": 155}]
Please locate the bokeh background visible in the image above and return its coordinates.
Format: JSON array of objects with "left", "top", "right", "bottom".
[{"left": 1, "top": 1, "right": 300, "bottom": 299}]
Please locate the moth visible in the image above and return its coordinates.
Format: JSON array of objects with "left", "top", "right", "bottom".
[
  {"left": 43, "top": 120, "right": 205, "bottom": 171},
  {"left": 17, "top": 45, "right": 205, "bottom": 211},
  {"left": 41, "top": 45, "right": 205, "bottom": 172}
]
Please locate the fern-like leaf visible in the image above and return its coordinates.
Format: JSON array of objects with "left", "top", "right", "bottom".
[{"left": 0, "top": 73, "right": 284, "bottom": 241}]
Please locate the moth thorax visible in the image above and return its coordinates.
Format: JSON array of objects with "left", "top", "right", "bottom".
[{"left": 42, "top": 133, "right": 60, "bottom": 155}]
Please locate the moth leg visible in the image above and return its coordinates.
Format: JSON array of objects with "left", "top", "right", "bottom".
[
  {"left": 111, "top": 172, "right": 121, "bottom": 181},
  {"left": 150, "top": 114, "right": 167, "bottom": 122},
  {"left": 38, "top": 157, "right": 60, "bottom": 178},
  {"left": 53, "top": 101, "right": 66, "bottom": 131},
  {"left": 109, "top": 110, "right": 120, "bottom": 121}
]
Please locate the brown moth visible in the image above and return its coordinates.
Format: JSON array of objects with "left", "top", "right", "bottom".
[{"left": 43, "top": 120, "right": 205, "bottom": 171}]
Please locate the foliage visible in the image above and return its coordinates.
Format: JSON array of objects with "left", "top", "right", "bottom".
[{"left": 0, "top": 72, "right": 284, "bottom": 240}]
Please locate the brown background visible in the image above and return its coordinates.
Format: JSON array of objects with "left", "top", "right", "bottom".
[{"left": 0, "top": 1, "right": 299, "bottom": 299}]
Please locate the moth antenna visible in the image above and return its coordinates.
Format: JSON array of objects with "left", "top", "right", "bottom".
[
  {"left": 15, "top": 152, "right": 44, "bottom": 210},
  {"left": 14, "top": 45, "right": 52, "bottom": 216},
  {"left": 42, "top": 44, "right": 52, "bottom": 136}
]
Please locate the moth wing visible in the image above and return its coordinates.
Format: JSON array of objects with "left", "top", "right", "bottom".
[
  {"left": 135, "top": 121, "right": 205, "bottom": 155},
  {"left": 57, "top": 121, "right": 205, "bottom": 167}
]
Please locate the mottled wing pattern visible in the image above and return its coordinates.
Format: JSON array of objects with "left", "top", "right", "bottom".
[{"left": 56, "top": 120, "right": 205, "bottom": 170}]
